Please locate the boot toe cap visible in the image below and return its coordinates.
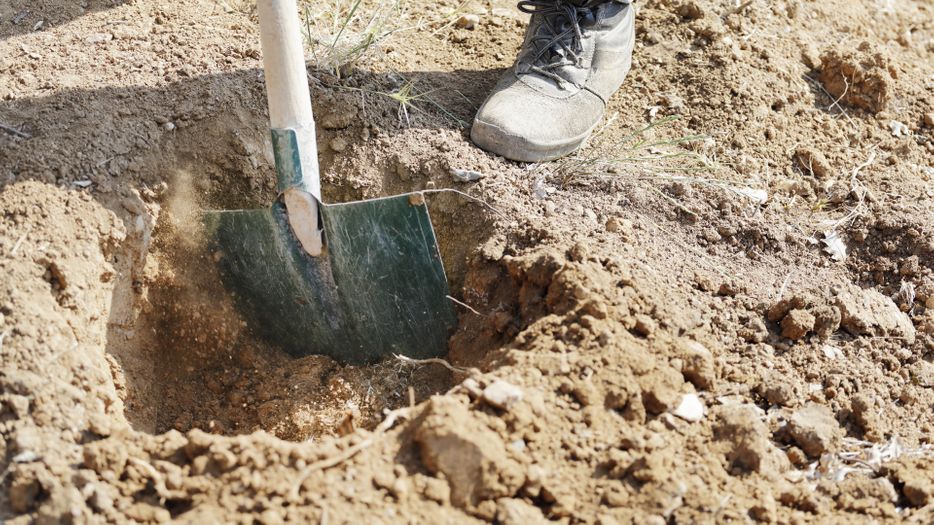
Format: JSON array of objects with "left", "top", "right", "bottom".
[{"left": 471, "top": 85, "right": 604, "bottom": 162}]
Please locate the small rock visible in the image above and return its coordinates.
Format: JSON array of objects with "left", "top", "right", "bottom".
[
  {"left": 482, "top": 380, "right": 524, "bottom": 410},
  {"left": 13, "top": 451, "right": 40, "bottom": 463},
  {"left": 125, "top": 503, "right": 171, "bottom": 523},
  {"left": 161, "top": 122, "right": 176, "bottom": 131},
  {"left": 320, "top": 111, "right": 354, "bottom": 130},
  {"left": 781, "top": 309, "right": 815, "bottom": 340},
  {"left": 787, "top": 403, "right": 843, "bottom": 457},
  {"left": 640, "top": 366, "right": 684, "bottom": 415},
  {"left": 644, "top": 31, "right": 662, "bottom": 45},
  {"left": 605, "top": 217, "right": 620, "bottom": 232},
  {"left": 889, "top": 120, "right": 909, "bottom": 137},
  {"left": 83, "top": 438, "right": 129, "bottom": 476},
  {"left": 9, "top": 467, "right": 41, "bottom": 513},
  {"left": 88, "top": 413, "right": 112, "bottom": 436},
  {"left": 633, "top": 315, "right": 657, "bottom": 337},
  {"left": 702, "top": 228, "right": 721, "bottom": 243},
  {"left": 421, "top": 475, "right": 450, "bottom": 504},
  {"left": 676, "top": 339, "right": 716, "bottom": 390},
  {"left": 715, "top": 406, "right": 788, "bottom": 474},
  {"left": 851, "top": 393, "right": 884, "bottom": 442},
  {"left": 812, "top": 305, "right": 842, "bottom": 339},
  {"left": 672, "top": 393, "right": 705, "bottom": 422},
  {"left": 835, "top": 285, "right": 915, "bottom": 343},
  {"left": 329, "top": 137, "right": 348, "bottom": 153},
  {"left": 758, "top": 371, "right": 801, "bottom": 407},
  {"left": 13, "top": 427, "right": 41, "bottom": 452},
  {"left": 415, "top": 397, "right": 525, "bottom": 510},
  {"left": 6, "top": 394, "right": 30, "bottom": 417},
  {"left": 739, "top": 316, "right": 769, "bottom": 343},
  {"left": 678, "top": 1, "right": 705, "bottom": 20},
  {"left": 923, "top": 112, "right": 934, "bottom": 128},
  {"left": 794, "top": 147, "right": 833, "bottom": 179},
  {"left": 496, "top": 497, "right": 549, "bottom": 525},
  {"left": 451, "top": 168, "right": 483, "bottom": 182},
  {"left": 584, "top": 208, "right": 597, "bottom": 221},
  {"left": 455, "top": 14, "right": 480, "bottom": 30},
  {"left": 886, "top": 458, "right": 934, "bottom": 507},
  {"left": 85, "top": 33, "right": 113, "bottom": 44}
]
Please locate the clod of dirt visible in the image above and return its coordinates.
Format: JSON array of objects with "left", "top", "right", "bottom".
[
  {"left": 9, "top": 465, "right": 44, "bottom": 514},
  {"left": 677, "top": 1, "right": 705, "bottom": 20},
  {"left": 795, "top": 147, "right": 834, "bottom": 179},
  {"left": 835, "top": 285, "right": 916, "bottom": 343},
  {"left": 639, "top": 366, "right": 685, "bottom": 415},
  {"left": 767, "top": 293, "right": 814, "bottom": 323},
  {"left": 787, "top": 403, "right": 843, "bottom": 457},
  {"left": 818, "top": 45, "right": 897, "bottom": 114},
  {"left": 812, "top": 305, "right": 842, "bottom": 339},
  {"left": 675, "top": 338, "right": 716, "bottom": 390},
  {"left": 414, "top": 396, "right": 525, "bottom": 513},
  {"left": 757, "top": 370, "right": 803, "bottom": 408},
  {"left": 781, "top": 309, "right": 816, "bottom": 340},
  {"left": 851, "top": 393, "right": 886, "bottom": 442},
  {"left": 496, "top": 498, "right": 549, "bottom": 525},
  {"left": 884, "top": 457, "right": 934, "bottom": 507},
  {"left": 714, "top": 406, "right": 789, "bottom": 474}
]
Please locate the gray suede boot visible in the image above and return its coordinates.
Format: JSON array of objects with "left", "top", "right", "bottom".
[{"left": 471, "top": 0, "right": 635, "bottom": 162}]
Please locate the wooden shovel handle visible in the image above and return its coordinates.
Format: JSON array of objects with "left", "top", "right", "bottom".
[
  {"left": 257, "top": 0, "right": 315, "bottom": 132},
  {"left": 258, "top": 0, "right": 323, "bottom": 256}
]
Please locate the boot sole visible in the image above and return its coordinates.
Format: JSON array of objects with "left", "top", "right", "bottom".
[{"left": 470, "top": 118, "right": 596, "bottom": 163}]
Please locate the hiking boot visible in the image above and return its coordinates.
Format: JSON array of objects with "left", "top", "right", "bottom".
[{"left": 471, "top": 0, "right": 635, "bottom": 162}]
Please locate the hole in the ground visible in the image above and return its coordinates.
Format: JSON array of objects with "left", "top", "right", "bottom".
[{"left": 104, "top": 114, "right": 509, "bottom": 442}]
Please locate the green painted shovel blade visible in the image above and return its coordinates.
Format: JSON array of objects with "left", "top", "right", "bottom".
[{"left": 202, "top": 195, "right": 457, "bottom": 365}]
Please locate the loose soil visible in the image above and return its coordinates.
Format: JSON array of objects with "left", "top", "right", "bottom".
[{"left": 2, "top": 0, "right": 934, "bottom": 523}]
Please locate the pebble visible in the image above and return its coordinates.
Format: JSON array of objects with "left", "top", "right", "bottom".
[
  {"left": 889, "top": 120, "right": 909, "bottom": 137},
  {"left": 455, "top": 14, "right": 480, "bottom": 30},
  {"left": 482, "top": 379, "right": 523, "bottom": 410},
  {"left": 584, "top": 208, "right": 597, "bottom": 221},
  {"left": 780, "top": 309, "right": 815, "bottom": 340},
  {"left": 788, "top": 403, "right": 842, "bottom": 457},
  {"left": 161, "top": 122, "right": 176, "bottom": 131},
  {"left": 461, "top": 377, "right": 483, "bottom": 398},
  {"left": 672, "top": 393, "right": 705, "bottom": 422},
  {"left": 329, "top": 137, "right": 347, "bottom": 152},
  {"left": 451, "top": 168, "right": 483, "bottom": 182},
  {"left": 12, "top": 451, "right": 39, "bottom": 463},
  {"left": 85, "top": 33, "right": 113, "bottom": 44}
]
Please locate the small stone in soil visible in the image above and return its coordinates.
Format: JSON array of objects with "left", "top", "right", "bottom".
[
  {"left": 781, "top": 309, "right": 815, "bottom": 340},
  {"left": 482, "top": 379, "right": 523, "bottom": 410},
  {"left": 329, "top": 137, "right": 348, "bottom": 152},
  {"left": 455, "top": 14, "right": 480, "bottom": 30},
  {"left": 451, "top": 168, "right": 483, "bottom": 182},
  {"left": 672, "top": 393, "right": 705, "bottom": 422},
  {"left": 788, "top": 403, "right": 843, "bottom": 457}
]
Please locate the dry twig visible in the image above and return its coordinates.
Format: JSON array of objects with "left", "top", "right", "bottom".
[{"left": 0, "top": 122, "right": 31, "bottom": 139}]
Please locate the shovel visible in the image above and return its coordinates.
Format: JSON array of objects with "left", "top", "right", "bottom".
[{"left": 202, "top": 0, "right": 456, "bottom": 365}]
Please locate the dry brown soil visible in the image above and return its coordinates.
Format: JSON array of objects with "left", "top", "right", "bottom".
[{"left": 2, "top": 0, "right": 934, "bottom": 523}]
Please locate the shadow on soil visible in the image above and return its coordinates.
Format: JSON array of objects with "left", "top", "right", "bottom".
[{"left": 0, "top": 0, "right": 128, "bottom": 41}]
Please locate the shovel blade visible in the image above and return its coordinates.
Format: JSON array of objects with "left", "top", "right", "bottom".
[{"left": 203, "top": 194, "right": 456, "bottom": 364}]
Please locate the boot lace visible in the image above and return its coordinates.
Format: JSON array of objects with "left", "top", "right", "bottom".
[{"left": 516, "top": 0, "right": 599, "bottom": 89}]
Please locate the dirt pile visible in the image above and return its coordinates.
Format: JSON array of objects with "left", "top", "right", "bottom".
[{"left": 2, "top": 0, "right": 934, "bottom": 523}]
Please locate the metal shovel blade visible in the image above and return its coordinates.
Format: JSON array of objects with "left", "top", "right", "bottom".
[{"left": 202, "top": 195, "right": 457, "bottom": 365}]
